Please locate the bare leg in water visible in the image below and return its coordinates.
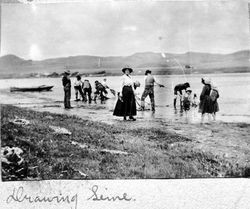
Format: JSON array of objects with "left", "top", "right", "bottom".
[{"left": 212, "top": 113, "right": 216, "bottom": 121}]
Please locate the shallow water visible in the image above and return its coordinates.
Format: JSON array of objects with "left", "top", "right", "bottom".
[{"left": 0, "top": 73, "right": 250, "bottom": 124}]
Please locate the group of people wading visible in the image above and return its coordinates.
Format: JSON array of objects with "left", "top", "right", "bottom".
[
  {"left": 62, "top": 70, "right": 110, "bottom": 108},
  {"left": 62, "top": 67, "right": 220, "bottom": 123}
]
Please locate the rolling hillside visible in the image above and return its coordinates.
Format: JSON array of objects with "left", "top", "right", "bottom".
[{"left": 0, "top": 50, "right": 249, "bottom": 78}]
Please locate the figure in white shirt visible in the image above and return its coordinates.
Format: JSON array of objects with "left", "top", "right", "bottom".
[
  {"left": 73, "top": 75, "right": 85, "bottom": 101},
  {"left": 113, "top": 67, "right": 137, "bottom": 121},
  {"left": 140, "top": 70, "right": 164, "bottom": 112}
]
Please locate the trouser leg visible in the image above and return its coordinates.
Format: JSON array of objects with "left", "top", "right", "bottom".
[
  {"left": 64, "top": 91, "right": 67, "bottom": 108},
  {"left": 174, "top": 94, "right": 177, "bottom": 108},
  {"left": 83, "top": 89, "right": 87, "bottom": 102},
  {"left": 88, "top": 90, "right": 92, "bottom": 103},
  {"left": 141, "top": 90, "right": 148, "bottom": 110},
  {"left": 93, "top": 91, "right": 98, "bottom": 103},
  {"left": 100, "top": 91, "right": 105, "bottom": 103},
  {"left": 74, "top": 87, "right": 78, "bottom": 100},
  {"left": 149, "top": 93, "right": 155, "bottom": 111},
  {"left": 201, "top": 113, "right": 205, "bottom": 124},
  {"left": 79, "top": 87, "right": 85, "bottom": 101},
  {"left": 65, "top": 89, "right": 71, "bottom": 108},
  {"left": 180, "top": 95, "right": 183, "bottom": 108}
]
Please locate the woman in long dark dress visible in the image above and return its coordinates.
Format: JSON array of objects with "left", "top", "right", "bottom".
[
  {"left": 113, "top": 67, "right": 137, "bottom": 121},
  {"left": 199, "top": 78, "right": 213, "bottom": 123}
]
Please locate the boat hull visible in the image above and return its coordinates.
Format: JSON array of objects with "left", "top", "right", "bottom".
[{"left": 10, "top": 85, "right": 54, "bottom": 92}]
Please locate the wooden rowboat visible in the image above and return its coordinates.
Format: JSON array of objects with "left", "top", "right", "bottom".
[{"left": 10, "top": 85, "right": 54, "bottom": 92}]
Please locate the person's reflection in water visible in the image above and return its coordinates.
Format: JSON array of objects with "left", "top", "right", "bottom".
[
  {"left": 150, "top": 111, "right": 156, "bottom": 119},
  {"left": 174, "top": 108, "right": 184, "bottom": 120}
]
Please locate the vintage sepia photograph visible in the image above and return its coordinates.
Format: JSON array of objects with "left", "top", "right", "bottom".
[{"left": 1, "top": 0, "right": 250, "bottom": 181}]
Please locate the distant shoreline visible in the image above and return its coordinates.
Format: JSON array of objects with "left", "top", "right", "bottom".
[
  {"left": 1, "top": 68, "right": 250, "bottom": 80},
  {"left": 1, "top": 50, "right": 250, "bottom": 79}
]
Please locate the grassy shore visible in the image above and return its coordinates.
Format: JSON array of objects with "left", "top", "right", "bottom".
[{"left": 1, "top": 104, "right": 250, "bottom": 180}]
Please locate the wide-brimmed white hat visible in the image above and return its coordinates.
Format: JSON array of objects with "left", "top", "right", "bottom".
[
  {"left": 64, "top": 70, "right": 71, "bottom": 75},
  {"left": 186, "top": 87, "right": 192, "bottom": 93},
  {"left": 204, "top": 77, "right": 211, "bottom": 84},
  {"left": 212, "top": 84, "right": 218, "bottom": 91}
]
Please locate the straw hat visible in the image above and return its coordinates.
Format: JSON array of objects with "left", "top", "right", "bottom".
[
  {"left": 64, "top": 70, "right": 71, "bottom": 75},
  {"left": 212, "top": 84, "right": 218, "bottom": 91},
  {"left": 186, "top": 87, "right": 192, "bottom": 93},
  {"left": 204, "top": 77, "right": 211, "bottom": 85},
  {"left": 122, "top": 67, "right": 133, "bottom": 73}
]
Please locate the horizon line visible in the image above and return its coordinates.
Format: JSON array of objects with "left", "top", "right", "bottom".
[{"left": 1, "top": 49, "right": 249, "bottom": 61}]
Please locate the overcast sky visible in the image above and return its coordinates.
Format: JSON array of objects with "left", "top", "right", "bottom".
[{"left": 1, "top": 1, "right": 249, "bottom": 60}]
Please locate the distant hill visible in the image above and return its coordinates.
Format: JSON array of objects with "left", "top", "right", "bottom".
[{"left": 0, "top": 50, "right": 250, "bottom": 78}]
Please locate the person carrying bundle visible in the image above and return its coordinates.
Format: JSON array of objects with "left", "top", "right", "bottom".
[{"left": 140, "top": 70, "right": 164, "bottom": 112}]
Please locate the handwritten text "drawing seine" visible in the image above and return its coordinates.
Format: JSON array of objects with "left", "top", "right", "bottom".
[
  {"left": 6, "top": 186, "right": 78, "bottom": 209},
  {"left": 87, "top": 185, "right": 135, "bottom": 202}
]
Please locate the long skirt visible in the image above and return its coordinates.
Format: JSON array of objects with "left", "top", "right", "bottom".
[
  {"left": 199, "top": 95, "right": 213, "bottom": 114},
  {"left": 212, "top": 100, "right": 219, "bottom": 113},
  {"left": 113, "top": 86, "right": 136, "bottom": 117}
]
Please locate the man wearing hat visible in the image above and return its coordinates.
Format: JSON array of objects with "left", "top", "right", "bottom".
[
  {"left": 62, "top": 70, "right": 72, "bottom": 109},
  {"left": 140, "top": 70, "right": 164, "bottom": 112}
]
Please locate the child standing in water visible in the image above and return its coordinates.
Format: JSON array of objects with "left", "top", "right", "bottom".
[
  {"left": 182, "top": 88, "right": 192, "bottom": 111},
  {"left": 192, "top": 94, "right": 199, "bottom": 108}
]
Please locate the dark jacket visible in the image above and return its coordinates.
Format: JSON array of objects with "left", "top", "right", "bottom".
[
  {"left": 200, "top": 84, "right": 211, "bottom": 100},
  {"left": 199, "top": 84, "right": 213, "bottom": 114},
  {"left": 174, "top": 83, "right": 188, "bottom": 94},
  {"left": 62, "top": 76, "right": 71, "bottom": 90},
  {"left": 95, "top": 82, "right": 105, "bottom": 91}
]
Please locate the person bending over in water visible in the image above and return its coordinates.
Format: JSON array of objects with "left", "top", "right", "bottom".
[
  {"left": 101, "top": 78, "right": 110, "bottom": 97},
  {"left": 73, "top": 75, "right": 85, "bottom": 101},
  {"left": 93, "top": 81, "right": 107, "bottom": 104},
  {"left": 83, "top": 79, "right": 92, "bottom": 104},
  {"left": 140, "top": 70, "right": 164, "bottom": 112},
  {"left": 173, "top": 82, "right": 190, "bottom": 109}
]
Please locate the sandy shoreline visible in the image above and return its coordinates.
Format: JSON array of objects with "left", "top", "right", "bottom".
[{"left": 1, "top": 104, "right": 250, "bottom": 180}]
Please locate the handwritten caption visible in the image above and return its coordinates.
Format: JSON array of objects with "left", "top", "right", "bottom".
[{"left": 6, "top": 185, "right": 136, "bottom": 209}]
